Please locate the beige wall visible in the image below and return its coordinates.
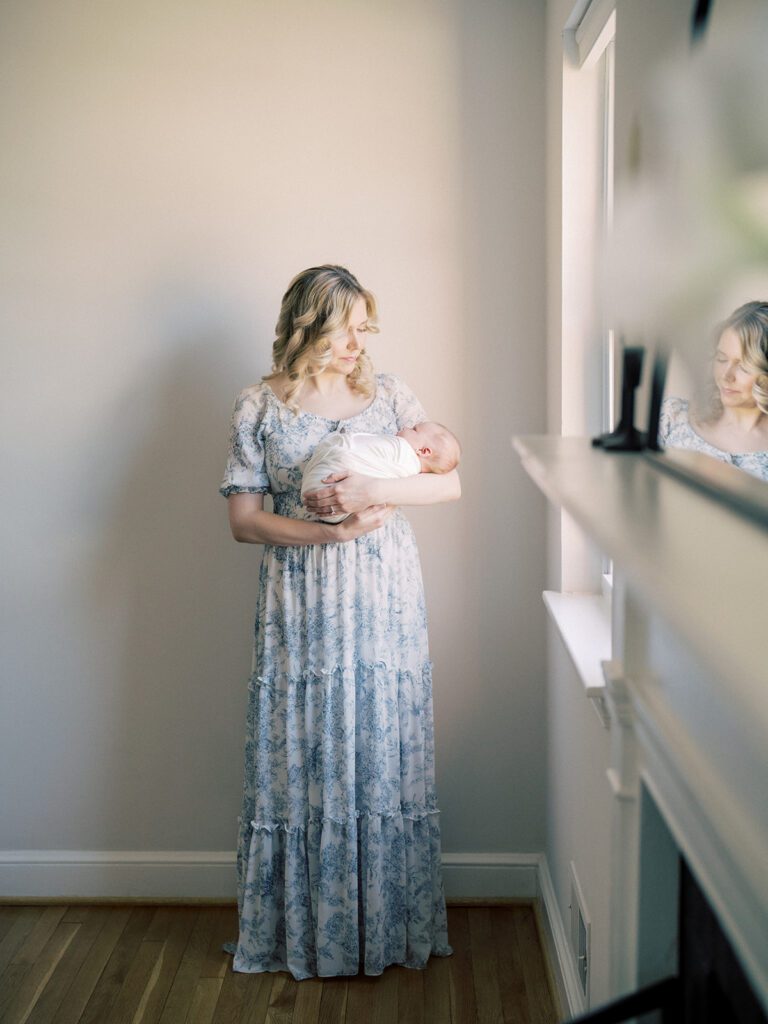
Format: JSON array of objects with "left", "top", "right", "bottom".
[{"left": 0, "top": 0, "right": 547, "bottom": 864}]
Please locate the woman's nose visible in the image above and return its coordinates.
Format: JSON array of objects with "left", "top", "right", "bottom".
[
  {"left": 723, "top": 364, "right": 736, "bottom": 381},
  {"left": 347, "top": 330, "right": 360, "bottom": 350}
]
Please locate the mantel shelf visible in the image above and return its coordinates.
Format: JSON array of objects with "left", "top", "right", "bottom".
[{"left": 513, "top": 435, "right": 768, "bottom": 737}]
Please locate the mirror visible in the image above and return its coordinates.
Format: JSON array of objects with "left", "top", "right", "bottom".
[
  {"left": 657, "top": 301, "right": 768, "bottom": 483},
  {"left": 605, "top": 10, "right": 768, "bottom": 507}
]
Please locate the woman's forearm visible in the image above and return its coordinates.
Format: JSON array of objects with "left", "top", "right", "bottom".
[
  {"left": 370, "top": 469, "right": 461, "bottom": 506},
  {"left": 230, "top": 506, "right": 335, "bottom": 546}
]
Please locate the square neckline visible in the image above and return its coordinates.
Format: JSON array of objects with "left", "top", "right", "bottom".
[
  {"left": 262, "top": 378, "right": 381, "bottom": 423},
  {"left": 674, "top": 398, "right": 768, "bottom": 458}
]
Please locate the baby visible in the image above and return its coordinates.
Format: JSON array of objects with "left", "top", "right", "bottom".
[{"left": 301, "top": 421, "right": 461, "bottom": 523}]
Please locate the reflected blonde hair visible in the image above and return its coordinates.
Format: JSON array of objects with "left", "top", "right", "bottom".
[
  {"left": 263, "top": 265, "right": 379, "bottom": 414},
  {"left": 695, "top": 300, "right": 768, "bottom": 423}
]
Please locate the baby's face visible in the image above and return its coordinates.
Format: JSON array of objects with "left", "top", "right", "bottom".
[{"left": 396, "top": 421, "right": 446, "bottom": 454}]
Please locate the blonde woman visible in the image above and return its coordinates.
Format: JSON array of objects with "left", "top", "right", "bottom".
[
  {"left": 659, "top": 301, "right": 768, "bottom": 480},
  {"left": 219, "top": 265, "right": 460, "bottom": 979}
]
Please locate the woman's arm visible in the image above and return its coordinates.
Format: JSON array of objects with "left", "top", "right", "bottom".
[
  {"left": 226, "top": 492, "right": 395, "bottom": 545},
  {"left": 303, "top": 469, "right": 461, "bottom": 517}
]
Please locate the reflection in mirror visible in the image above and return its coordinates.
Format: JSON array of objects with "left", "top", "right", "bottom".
[{"left": 658, "top": 301, "right": 768, "bottom": 482}]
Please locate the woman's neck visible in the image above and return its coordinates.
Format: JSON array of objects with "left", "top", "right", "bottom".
[
  {"left": 300, "top": 370, "right": 353, "bottom": 398},
  {"left": 719, "top": 405, "right": 766, "bottom": 434}
]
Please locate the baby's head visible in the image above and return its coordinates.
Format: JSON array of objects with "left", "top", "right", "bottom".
[{"left": 396, "top": 421, "right": 461, "bottom": 474}]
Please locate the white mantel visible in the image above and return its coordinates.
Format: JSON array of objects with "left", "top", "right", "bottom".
[{"left": 515, "top": 435, "right": 768, "bottom": 1016}]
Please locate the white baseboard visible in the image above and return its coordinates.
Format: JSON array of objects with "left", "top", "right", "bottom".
[
  {"left": 0, "top": 850, "right": 236, "bottom": 900},
  {"left": 441, "top": 852, "right": 539, "bottom": 899},
  {"left": 0, "top": 849, "right": 541, "bottom": 902}
]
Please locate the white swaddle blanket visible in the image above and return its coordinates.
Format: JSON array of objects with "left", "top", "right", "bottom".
[{"left": 300, "top": 431, "right": 421, "bottom": 523}]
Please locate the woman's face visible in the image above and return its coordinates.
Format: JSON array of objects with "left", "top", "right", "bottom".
[
  {"left": 325, "top": 296, "right": 370, "bottom": 375},
  {"left": 713, "top": 327, "right": 758, "bottom": 409}
]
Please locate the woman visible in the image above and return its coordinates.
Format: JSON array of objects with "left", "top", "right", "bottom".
[
  {"left": 658, "top": 300, "right": 768, "bottom": 481},
  {"left": 219, "top": 265, "right": 459, "bottom": 979}
]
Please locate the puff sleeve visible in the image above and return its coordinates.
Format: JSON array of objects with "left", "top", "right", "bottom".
[
  {"left": 219, "top": 386, "right": 272, "bottom": 497},
  {"left": 387, "top": 374, "right": 429, "bottom": 430},
  {"left": 657, "top": 395, "right": 687, "bottom": 448}
]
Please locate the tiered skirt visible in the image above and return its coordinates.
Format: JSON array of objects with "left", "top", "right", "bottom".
[{"left": 222, "top": 514, "right": 452, "bottom": 978}]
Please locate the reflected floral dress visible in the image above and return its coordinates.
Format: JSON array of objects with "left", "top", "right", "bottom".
[
  {"left": 219, "top": 372, "right": 453, "bottom": 979},
  {"left": 659, "top": 397, "right": 768, "bottom": 481}
]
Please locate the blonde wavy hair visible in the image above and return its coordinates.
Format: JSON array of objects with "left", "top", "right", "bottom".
[
  {"left": 263, "top": 265, "right": 379, "bottom": 414},
  {"left": 694, "top": 300, "right": 768, "bottom": 423}
]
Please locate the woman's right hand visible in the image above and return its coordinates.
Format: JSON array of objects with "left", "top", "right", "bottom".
[{"left": 330, "top": 504, "right": 395, "bottom": 542}]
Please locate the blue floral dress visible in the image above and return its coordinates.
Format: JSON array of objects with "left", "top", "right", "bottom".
[
  {"left": 219, "top": 372, "right": 453, "bottom": 979},
  {"left": 659, "top": 397, "right": 768, "bottom": 481}
]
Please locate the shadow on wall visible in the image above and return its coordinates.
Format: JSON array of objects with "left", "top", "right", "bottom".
[{"left": 80, "top": 286, "right": 261, "bottom": 851}]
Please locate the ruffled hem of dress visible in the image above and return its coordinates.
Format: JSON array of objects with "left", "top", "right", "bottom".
[
  {"left": 220, "top": 942, "right": 454, "bottom": 979},
  {"left": 240, "top": 806, "right": 441, "bottom": 834},
  {"left": 228, "top": 807, "right": 451, "bottom": 979},
  {"left": 247, "top": 659, "right": 433, "bottom": 693}
]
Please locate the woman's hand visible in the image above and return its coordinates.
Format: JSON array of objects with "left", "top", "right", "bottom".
[
  {"left": 302, "top": 471, "right": 381, "bottom": 518},
  {"left": 330, "top": 503, "right": 395, "bottom": 541}
]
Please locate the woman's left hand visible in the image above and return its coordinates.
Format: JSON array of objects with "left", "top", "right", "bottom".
[{"left": 303, "top": 471, "right": 382, "bottom": 517}]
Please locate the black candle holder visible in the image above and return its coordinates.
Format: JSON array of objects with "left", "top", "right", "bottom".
[{"left": 592, "top": 345, "right": 647, "bottom": 451}]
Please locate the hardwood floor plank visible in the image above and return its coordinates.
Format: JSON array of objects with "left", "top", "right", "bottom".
[
  {"left": 447, "top": 908, "right": 478, "bottom": 1024},
  {"left": 265, "top": 972, "right": 298, "bottom": 1024},
  {"left": 491, "top": 909, "right": 531, "bottom": 1024},
  {"left": 1, "top": 921, "right": 80, "bottom": 1024},
  {"left": 49, "top": 908, "right": 132, "bottom": 1024},
  {"left": 0, "top": 910, "right": 28, "bottom": 946},
  {"left": 468, "top": 909, "right": 503, "bottom": 1024},
  {"left": 187, "top": 977, "right": 224, "bottom": 1024},
  {"left": 23, "top": 908, "right": 108, "bottom": 1024},
  {"left": 109, "top": 938, "right": 167, "bottom": 1024},
  {"left": 397, "top": 965, "right": 424, "bottom": 1024},
  {"left": 238, "top": 972, "right": 274, "bottom": 1024},
  {"left": 209, "top": 966, "right": 250, "bottom": 1024},
  {"left": 423, "top": 953, "right": 451, "bottom": 1024},
  {"left": 0, "top": 909, "right": 46, "bottom": 1014},
  {"left": 512, "top": 910, "right": 557, "bottom": 1024},
  {"left": 135, "top": 909, "right": 200, "bottom": 1024},
  {"left": 317, "top": 976, "right": 347, "bottom": 1024},
  {"left": 345, "top": 969, "right": 398, "bottom": 1024},
  {"left": 291, "top": 977, "right": 323, "bottom": 1024},
  {"left": 76, "top": 907, "right": 156, "bottom": 1024},
  {"left": 200, "top": 909, "right": 238, "bottom": 980},
  {"left": 6, "top": 909, "right": 67, "bottom": 968},
  {"left": 156, "top": 909, "right": 217, "bottom": 1024}
]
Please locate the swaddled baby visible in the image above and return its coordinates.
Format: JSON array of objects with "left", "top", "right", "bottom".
[{"left": 301, "top": 420, "right": 461, "bottom": 523}]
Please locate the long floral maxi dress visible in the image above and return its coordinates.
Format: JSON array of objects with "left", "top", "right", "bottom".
[{"left": 218, "top": 372, "right": 453, "bottom": 979}]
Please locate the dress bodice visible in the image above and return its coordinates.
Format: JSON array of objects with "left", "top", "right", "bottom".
[
  {"left": 220, "top": 372, "right": 429, "bottom": 518},
  {"left": 658, "top": 396, "right": 768, "bottom": 482}
]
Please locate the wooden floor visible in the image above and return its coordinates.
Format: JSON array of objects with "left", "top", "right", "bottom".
[{"left": 0, "top": 903, "right": 561, "bottom": 1024}]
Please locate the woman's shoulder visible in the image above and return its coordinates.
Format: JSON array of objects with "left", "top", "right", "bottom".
[
  {"left": 234, "top": 379, "right": 273, "bottom": 405},
  {"left": 660, "top": 395, "right": 690, "bottom": 419},
  {"left": 229, "top": 380, "right": 275, "bottom": 424},
  {"left": 375, "top": 370, "right": 403, "bottom": 391},
  {"left": 375, "top": 371, "right": 419, "bottom": 400}
]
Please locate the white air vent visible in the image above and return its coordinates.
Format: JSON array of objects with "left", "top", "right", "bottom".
[{"left": 568, "top": 860, "right": 591, "bottom": 1002}]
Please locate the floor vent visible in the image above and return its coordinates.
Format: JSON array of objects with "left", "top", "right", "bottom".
[{"left": 569, "top": 860, "right": 591, "bottom": 1002}]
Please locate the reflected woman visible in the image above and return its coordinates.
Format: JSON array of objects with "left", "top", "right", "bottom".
[{"left": 659, "top": 301, "right": 768, "bottom": 481}]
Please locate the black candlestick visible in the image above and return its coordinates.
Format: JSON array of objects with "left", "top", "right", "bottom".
[{"left": 592, "top": 345, "right": 647, "bottom": 451}]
